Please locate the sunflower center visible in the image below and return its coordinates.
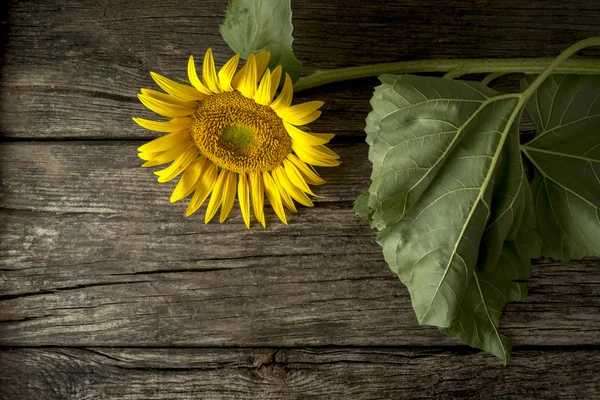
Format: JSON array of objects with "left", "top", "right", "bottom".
[
  {"left": 190, "top": 91, "right": 292, "bottom": 173},
  {"left": 221, "top": 124, "right": 255, "bottom": 154}
]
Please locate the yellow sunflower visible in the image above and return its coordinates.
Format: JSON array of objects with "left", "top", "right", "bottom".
[{"left": 134, "top": 49, "right": 340, "bottom": 228}]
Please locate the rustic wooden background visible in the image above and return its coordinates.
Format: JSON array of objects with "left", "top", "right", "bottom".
[{"left": 1, "top": 0, "right": 600, "bottom": 398}]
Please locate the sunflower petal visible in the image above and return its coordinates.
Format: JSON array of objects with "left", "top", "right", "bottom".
[
  {"left": 205, "top": 169, "right": 228, "bottom": 223},
  {"left": 187, "top": 55, "right": 212, "bottom": 95},
  {"left": 231, "top": 60, "right": 248, "bottom": 89},
  {"left": 138, "top": 94, "right": 195, "bottom": 118},
  {"left": 137, "top": 129, "right": 190, "bottom": 153},
  {"left": 154, "top": 144, "right": 198, "bottom": 182},
  {"left": 271, "top": 171, "right": 297, "bottom": 213},
  {"left": 269, "top": 65, "right": 283, "bottom": 100},
  {"left": 133, "top": 117, "right": 191, "bottom": 132},
  {"left": 237, "top": 173, "right": 251, "bottom": 229},
  {"left": 219, "top": 171, "right": 237, "bottom": 223},
  {"left": 170, "top": 157, "right": 206, "bottom": 203},
  {"left": 141, "top": 140, "right": 194, "bottom": 167},
  {"left": 218, "top": 54, "right": 240, "bottom": 92},
  {"left": 254, "top": 50, "right": 271, "bottom": 78},
  {"left": 284, "top": 123, "right": 335, "bottom": 146},
  {"left": 234, "top": 53, "right": 257, "bottom": 98},
  {"left": 250, "top": 171, "right": 266, "bottom": 228},
  {"left": 274, "top": 166, "right": 314, "bottom": 207},
  {"left": 230, "top": 50, "right": 268, "bottom": 88},
  {"left": 282, "top": 159, "right": 318, "bottom": 195},
  {"left": 293, "top": 143, "right": 341, "bottom": 167},
  {"left": 276, "top": 101, "right": 324, "bottom": 126},
  {"left": 254, "top": 68, "right": 272, "bottom": 106},
  {"left": 263, "top": 171, "right": 288, "bottom": 225},
  {"left": 270, "top": 74, "right": 293, "bottom": 110},
  {"left": 150, "top": 72, "right": 205, "bottom": 101},
  {"left": 138, "top": 151, "right": 160, "bottom": 161},
  {"left": 287, "top": 154, "right": 327, "bottom": 185},
  {"left": 311, "top": 144, "right": 340, "bottom": 159},
  {"left": 294, "top": 142, "right": 340, "bottom": 160},
  {"left": 202, "top": 48, "right": 222, "bottom": 94},
  {"left": 140, "top": 88, "right": 198, "bottom": 108},
  {"left": 186, "top": 163, "right": 218, "bottom": 216}
]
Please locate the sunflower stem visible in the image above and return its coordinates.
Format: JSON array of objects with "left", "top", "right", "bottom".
[{"left": 293, "top": 56, "right": 600, "bottom": 92}]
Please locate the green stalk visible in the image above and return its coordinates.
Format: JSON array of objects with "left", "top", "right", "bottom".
[
  {"left": 519, "top": 37, "right": 600, "bottom": 101},
  {"left": 294, "top": 53, "right": 600, "bottom": 92}
]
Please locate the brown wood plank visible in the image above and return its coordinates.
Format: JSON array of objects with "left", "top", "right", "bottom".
[
  {"left": 1, "top": 347, "right": 599, "bottom": 399},
  {"left": 1, "top": 142, "right": 599, "bottom": 347},
  {"left": 0, "top": 142, "right": 366, "bottom": 213},
  {"left": 1, "top": 0, "right": 599, "bottom": 139}
]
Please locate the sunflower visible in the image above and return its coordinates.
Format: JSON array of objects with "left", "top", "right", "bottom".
[{"left": 134, "top": 49, "right": 340, "bottom": 228}]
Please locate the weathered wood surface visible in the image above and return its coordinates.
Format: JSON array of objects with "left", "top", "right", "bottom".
[
  {"left": 1, "top": 0, "right": 599, "bottom": 139},
  {"left": 1, "top": 347, "right": 599, "bottom": 399},
  {"left": 2, "top": 0, "right": 600, "bottom": 398},
  {"left": 1, "top": 142, "right": 600, "bottom": 348}
]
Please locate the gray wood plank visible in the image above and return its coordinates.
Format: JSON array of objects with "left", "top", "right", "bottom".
[
  {"left": 1, "top": 347, "right": 599, "bottom": 399},
  {"left": 1, "top": 142, "right": 599, "bottom": 347},
  {"left": 1, "top": 0, "right": 598, "bottom": 139},
  {"left": 0, "top": 142, "right": 367, "bottom": 214}
]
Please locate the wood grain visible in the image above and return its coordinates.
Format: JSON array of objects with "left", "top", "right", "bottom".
[
  {"left": 1, "top": 143, "right": 599, "bottom": 347},
  {"left": 1, "top": 0, "right": 598, "bottom": 139},
  {"left": 1, "top": 347, "right": 599, "bottom": 399}
]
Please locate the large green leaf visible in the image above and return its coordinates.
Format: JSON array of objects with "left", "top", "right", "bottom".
[
  {"left": 220, "top": 0, "right": 302, "bottom": 82},
  {"left": 521, "top": 74, "right": 600, "bottom": 260},
  {"left": 443, "top": 226, "right": 540, "bottom": 363},
  {"left": 359, "top": 74, "right": 539, "bottom": 360},
  {"left": 443, "top": 169, "right": 542, "bottom": 363}
]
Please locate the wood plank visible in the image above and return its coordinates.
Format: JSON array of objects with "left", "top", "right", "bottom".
[
  {"left": 1, "top": 0, "right": 598, "bottom": 139},
  {"left": 1, "top": 142, "right": 599, "bottom": 346},
  {"left": 0, "top": 142, "right": 367, "bottom": 214},
  {"left": 1, "top": 347, "right": 599, "bottom": 399}
]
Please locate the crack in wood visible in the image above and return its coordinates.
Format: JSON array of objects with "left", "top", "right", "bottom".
[{"left": 0, "top": 281, "right": 150, "bottom": 301}]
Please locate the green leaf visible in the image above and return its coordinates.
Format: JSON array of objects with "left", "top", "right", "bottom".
[
  {"left": 443, "top": 227, "right": 540, "bottom": 363},
  {"left": 358, "top": 74, "right": 539, "bottom": 360},
  {"left": 220, "top": 0, "right": 302, "bottom": 82},
  {"left": 521, "top": 74, "right": 600, "bottom": 260},
  {"left": 354, "top": 190, "right": 372, "bottom": 218},
  {"left": 444, "top": 170, "right": 542, "bottom": 363}
]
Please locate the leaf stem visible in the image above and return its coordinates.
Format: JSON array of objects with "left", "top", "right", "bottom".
[
  {"left": 294, "top": 53, "right": 600, "bottom": 92},
  {"left": 519, "top": 37, "right": 600, "bottom": 102},
  {"left": 481, "top": 72, "right": 508, "bottom": 86}
]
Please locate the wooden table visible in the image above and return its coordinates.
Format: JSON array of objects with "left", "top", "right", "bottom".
[{"left": 1, "top": 1, "right": 600, "bottom": 398}]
